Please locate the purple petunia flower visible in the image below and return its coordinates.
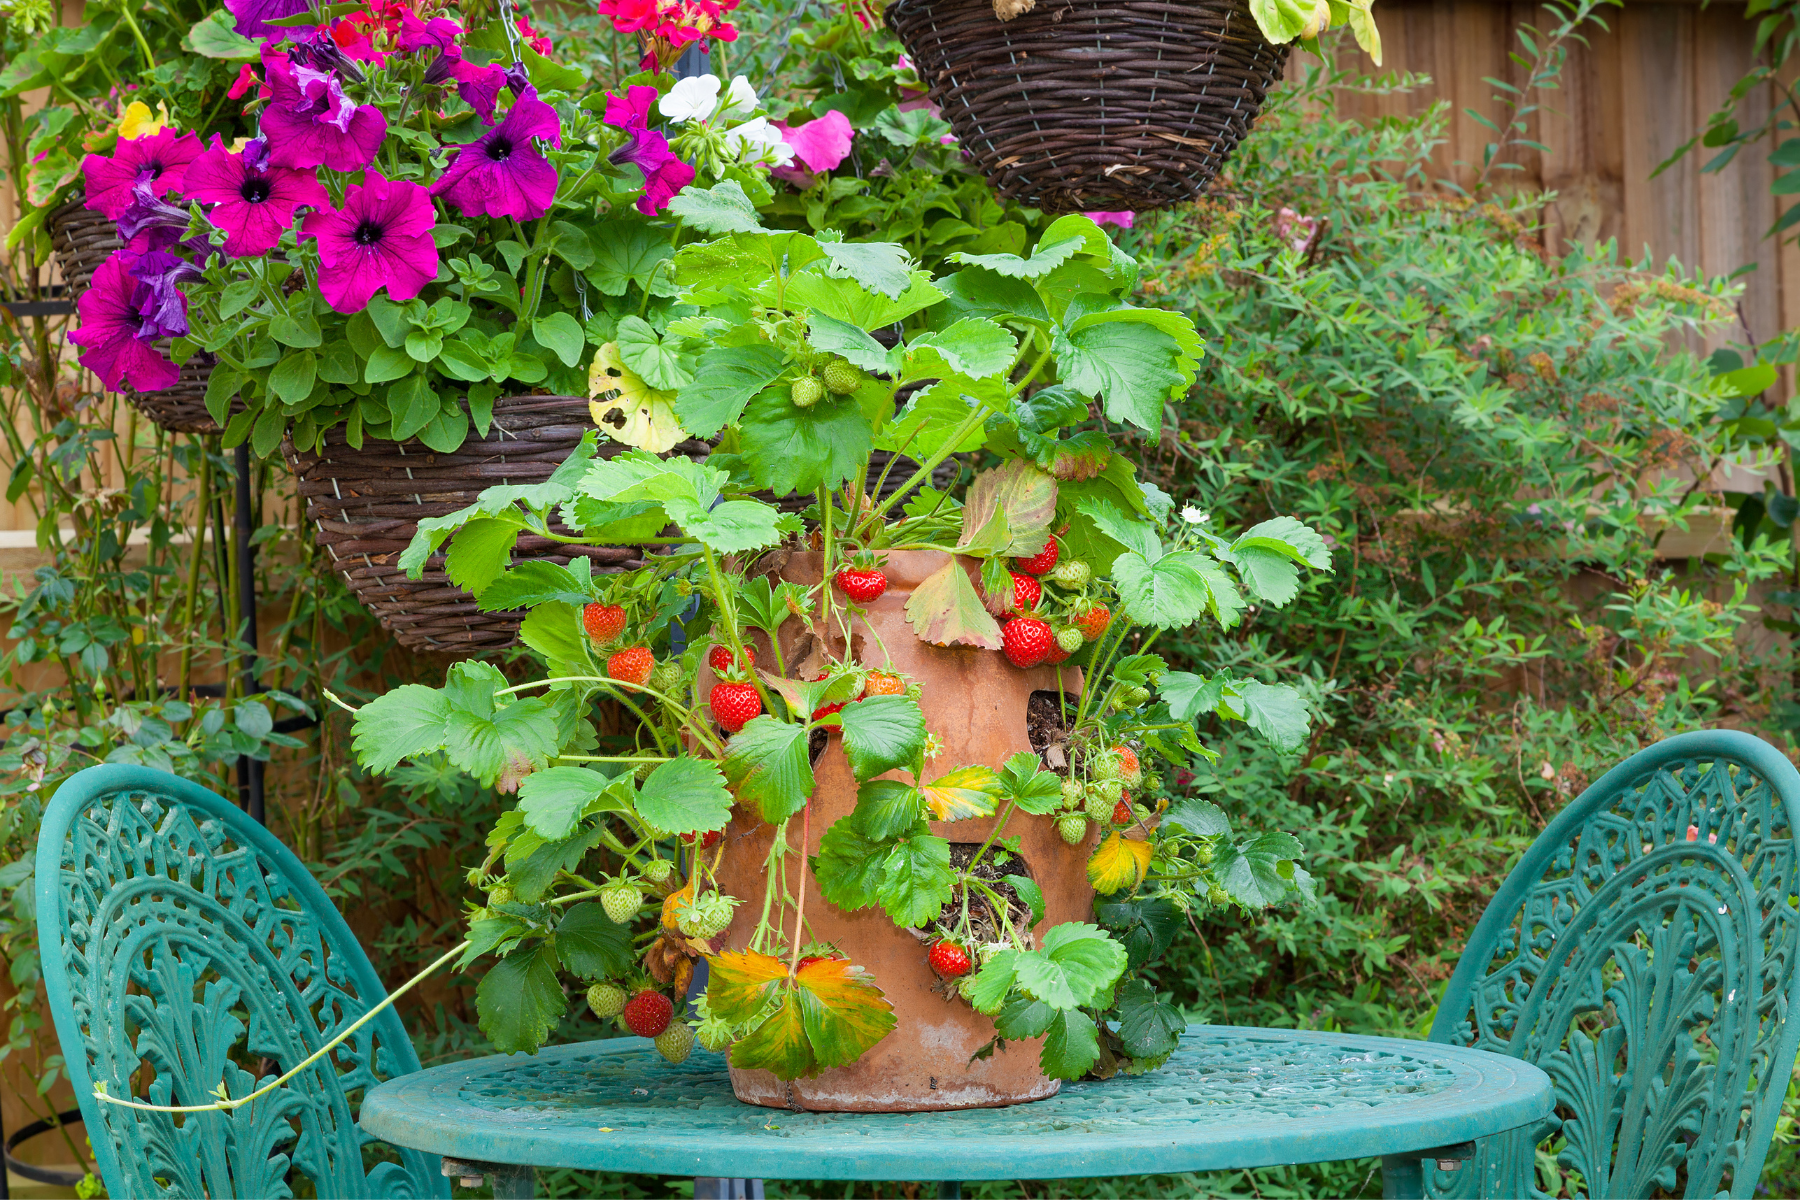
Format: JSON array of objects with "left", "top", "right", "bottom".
[
  {"left": 259, "top": 49, "right": 387, "bottom": 172},
  {"left": 82, "top": 129, "right": 204, "bottom": 220},
  {"left": 429, "top": 86, "right": 561, "bottom": 221},
  {"left": 69, "top": 252, "right": 180, "bottom": 393},
  {"left": 184, "top": 135, "right": 329, "bottom": 257},
  {"left": 116, "top": 180, "right": 193, "bottom": 253},
  {"left": 603, "top": 86, "right": 694, "bottom": 216},
  {"left": 225, "top": 0, "right": 309, "bottom": 41},
  {"left": 300, "top": 169, "right": 438, "bottom": 314},
  {"left": 129, "top": 251, "right": 203, "bottom": 340}
]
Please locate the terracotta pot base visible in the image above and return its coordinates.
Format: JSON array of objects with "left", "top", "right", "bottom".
[{"left": 709, "top": 550, "right": 1093, "bottom": 1113}]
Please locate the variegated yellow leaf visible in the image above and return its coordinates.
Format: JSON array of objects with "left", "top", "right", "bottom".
[
  {"left": 920, "top": 764, "right": 1001, "bottom": 822},
  {"left": 1088, "top": 831, "right": 1153, "bottom": 894}
]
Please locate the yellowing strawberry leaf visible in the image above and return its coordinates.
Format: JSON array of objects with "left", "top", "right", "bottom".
[
  {"left": 904, "top": 558, "right": 1002, "bottom": 649},
  {"left": 706, "top": 949, "right": 791, "bottom": 1022},
  {"left": 723, "top": 716, "right": 815, "bottom": 822},
  {"left": 920, "top": 764, "right": 1001, "bottom": 822},
  {"left": 730, "top": 991, "right": 813, "bottom": 1077},
  {"left": 959, "top": 460, "right": 1057, "bottom": 559},
  {"left": 1087, "top": 831, "right": 1153, "bottom": 894},
  {"left": 793, "top": 956, "right": 896, "bottom": 1069}
]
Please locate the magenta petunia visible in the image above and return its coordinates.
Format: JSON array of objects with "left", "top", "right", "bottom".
[
  {"left": 69, "top": 252, "right": 180, "bottom": 393},
  {"left": 429, "top": 86, "right": 561, "bottom": 221},
  {"left": 300, "top": 170, "right": 438, "bottom": 314},
  {"left": 128, "top": 250, "right": 202, "bottom": 340},
  {"left": 184, "top": 135, "right": 330, "bottom": 257},
  {"left": 259, "top": 49, "right": 387, "bottom": 171},
  {"left": 603, "top": 84, "right": 657, "bottom": 134},
  {"left": 422, "top": 45, "right": 507, "bottom": 122},
  {"left": 225, "top": 0, "right": 308, "bottom": 40},
  {"left": 397, "top": 11, "right": 462, "bottom": 51},
  {"left": 603, "top": 85, "right": 694, "bottom": 215},
  {"left": 82, "top": 129, "right": 204, "bottom": 220}
]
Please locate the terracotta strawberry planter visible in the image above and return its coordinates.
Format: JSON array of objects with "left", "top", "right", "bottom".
[{"left": 710, "top": 550, "right": 1093, "bottom": 1112}]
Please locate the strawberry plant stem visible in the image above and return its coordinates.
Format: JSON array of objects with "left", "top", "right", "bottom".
[{"left": 788, "top": 799, "right": 811, "bottom": 974}]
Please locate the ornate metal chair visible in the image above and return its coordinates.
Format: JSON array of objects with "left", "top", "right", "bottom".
[
  {"left": 34, "top": 763, "right": 448, "bottom": 1199},
  {"left": 1418, "top": 730, "right": 1800, "bottom": 1199}
]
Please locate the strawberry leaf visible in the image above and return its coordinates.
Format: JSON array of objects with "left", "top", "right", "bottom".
[
  {"left": 636, "top": 757, "right": 733, "bottom": 834},
  {"left": 1040, "top": 1008, "right": 1102, "bottom": 1080},
  {"left": 904, "top": 558, "right": 1002, "bottom": 649},
  {"left": 707, "top": 949, "right": 792, "bottom": 1023},
  {"left": 730, "top": 991, "right": 814, "bottom": 1078},
  {"left": 723, "top": 716, "right": 815, "bottom": 822},
  {"left": 876, "top": 825, "right": 954, "bottom": 927},
  {"left": 959, "top": 460, "right": 1058, "bottom": 559},
  {"left": 838, "top": 694, "right": 926, "bottom": 781},
  {"left": 855, "top": 779, "right": 925, "bottom": 840},
  {"left": 477, "top": 943, "right": 566, "bottom": 1054},
  {"left": 920, "top": 765, "right": 1001, "bottom": 822},
  {"left": 1087, "top": 832, "right": 1154, "bottom": 894},
  {"left": 556, "top": 902, "right": 635, "bottom": 980},
  {"left": 793, "top": 956, "right": 896, "bottom": 1069}
]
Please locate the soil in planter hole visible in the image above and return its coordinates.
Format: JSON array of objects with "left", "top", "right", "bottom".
[
  {"left": 1027, "top": 689, "right": 1081, "bottom": 772},
  {"left": 808, "top": 727, "right": 829, "bottom": 766},
  {"left": 931, "top": 843, "right": 1038, "bottom": 947}
]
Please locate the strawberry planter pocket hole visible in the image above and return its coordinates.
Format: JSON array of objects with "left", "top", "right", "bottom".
[
  {"left": 1027, "top": 690, "right": 1078, "bottom": 769},
  {"left": 808, "top": 727, "right": 829, "bottom": 767},
  {"left": 937, "top": 843, "right": 1042, "bottom": 943}
]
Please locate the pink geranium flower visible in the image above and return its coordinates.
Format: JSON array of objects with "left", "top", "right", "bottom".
[
  {"left": 430, "top": 86, "right": 561, "bottom": 221},
  {"left": 603, "top": 85, "right": 694, "bottom": 215},
  {"left": 70, "top": 252, "right": 180, "bottom": 393},
  {"left": 1085, "top": 211, "right": 1134, "bottom": 229},
  {"left": 300, "top": 170, "right": 438, "bottom": 313},
  {"left": 228, "top": 64, "right": 260, "bottom": 100},
  {"left": 259, "top": 49, "right": 387, "bottom": 171},
  {"left": 82, "top": 129, "right": 204, "bottom": 220},
  {"left": 184, "top": 135, "right": 330, "bottom": 257},
  {"left": 772, "top": 109, "right": 853, "bottom": 187}
]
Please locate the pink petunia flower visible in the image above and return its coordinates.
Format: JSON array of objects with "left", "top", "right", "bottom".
[
  {"left": 69, "top": 252, "right": 180, "bottom": 392},
  {"left": 1085, "top": 211, "right": 1134, "bottom": 229},
  {"left": 259, "top": 49, "right": 387, "bottom": 171},
  {"left": 82, "top": 128, "right": 204, "bottom": 220},
  {"left": 771, "top": 109, "right": 853, "bottom": 187},
  {"left": 184, "top": 135, "right": 330, "bottom": 257},
  {"left": 430, "top": 86, "right": 561, "bottom": 221},
  {"left": 603, "top": 86, "right": 694, "bottom": 215},
  {"left": 300, "top": 170, "right": 438, "bottom": 313},
  {"left": 225, "top": 0, "right": 309, "bottom": 41}
]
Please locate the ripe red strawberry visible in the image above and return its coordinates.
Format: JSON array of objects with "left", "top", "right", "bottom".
[
  {"left": 712, "top": 681, "right": 762, "bottom": 732},
  {"left": 583, "top": 602, "right": 627, "bottom": 645},
  {"left": 1007, "top": 572, "right": 1042, "bottom": 613},
  {"left": 681, "top": 829, "right": 724, "bottom": 849},
  {"left": 1075, "top": 604, "right": 1112, "bottom": 641},
  {"left": 928, "top": 940, "right": 971, "bottom": 978},
  {"left": 836, "top": 566, "right": 887, "bottom": 604},
  {"left": 708, "top": 643, "right": 754, "bottom": 674},
  {"left": 863, "top": 671, "right": 905, "bottom": 697},
  {"left": 1016, "top": 536, "right": 1059, "bottom": 576},
  {"left": 1111, "top": 799, "right": 1132, "bottom": 825},
  {"left": 607, "top": 647, "right": 655, "bottom": 686},
  {"left": 1002, "top": 617, "right": 1054, "bottom": 668},
  {"left": 796, "top": 952, "right": 844, "bottom": 971},
  {"left": 622, "top": 989, "right": 674, "bottom": 1039},
  {"left": 811, "top": 671, "right": 861, "bottom": 719}
]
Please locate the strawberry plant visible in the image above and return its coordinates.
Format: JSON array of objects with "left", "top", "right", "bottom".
[{"left": 340, "top": 205, "right": 1331, "bottom": 1087}]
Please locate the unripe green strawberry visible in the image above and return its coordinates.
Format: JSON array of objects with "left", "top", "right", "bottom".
[
  {"left": 822, "top": 359, "right": 864, "bottom": 395},
  {"left": 602, "top": 883, "right": 643, "bottom": 924},
  {"left": 655, "top": 1022, "right": 697, "bottom": 1064},
  {"left": 489, "top": 884, "right": 515, "bottom": 906},
  {"left": 696, "top": 1015, "right": 735, "bottom": 1052},
  {"left": 1057, "top": 814, "right": 1089, "bottom": 845},
  {"left": 1050, "top": 559, "right": 1091, "bottom": 588},
  {"left": 676, "top": 891, "right": 738, "bottom": 938},
  {"left": 1196, "top": 843, "right": 1215, "bottom": 866},
  {"left": 632, "top": 756, "right": 658, "bottom": 782},
  {"left": 1084, "top": 791, "right": 1115, "bottom": 823},
  {"left": 791, "top": 376, "right": 825, "bottom": 408},
  {"left": 1093, "top": 753, "right": 1122, "bottom": 781},
  {"left": 587, "top": 981, "right": 627, "bottom": 1019},
  {"left": 956, "top": 974, "right": 979, "bottom": 1000},
  {"left": 1055, "top": 626, "right": 1085, "bottom": 654},
  {"left": 1097, "top": 778, "right": 1123, "bottom": 802},
  {"left": 641, "top": 858, "right": 674, "bottom": 884},
  {"left": 1206, "top": 882, "right": 1230, "bottom": 906},
  {"left": 905, "top": 683, "right": 923, "bottom": 702},
  {"left": 1125, "top": 686, "right": 1151, "bottom": 707},
  {"left": 977, "top": 942, "right": 1006, "bottom": 964},
  {"left": 647, "top": 661, "right": 681, "bottom": 695},
  {"left": 1060, "top": 778, "right": 1084, "bottom": 809}
]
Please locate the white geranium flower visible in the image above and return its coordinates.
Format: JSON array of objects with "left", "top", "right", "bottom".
[
  {"left": 1181, "top": 505, "right": 1209, "bottom": 523},
  {"left": 659, "top": 74, "right": 722, "bottom": 124},
  {"left": 726, "top": 117, "right": 794, "bottom": 167},
  {"left": 719, "top": 74, "right": 759, "bottom": 122}
]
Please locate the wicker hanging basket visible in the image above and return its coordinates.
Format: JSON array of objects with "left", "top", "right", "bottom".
[
  {"left": 885, "top": 0, "right": 1289, "bottom": 212},
  {"left": 285, "top": 394, "right": 710, "bottom": 657},
  {"left": 48, "top": 192, "right": 228, "bottom": 435}
]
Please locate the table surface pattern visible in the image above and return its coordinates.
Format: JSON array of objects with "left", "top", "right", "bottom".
[{"left": 360, "top": 1025, "right": 1553, "bottom": 1180}]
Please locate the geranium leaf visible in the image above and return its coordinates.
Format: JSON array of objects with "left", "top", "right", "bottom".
[
  {"left": 723, "top": 716, "right": 815, "bottom": 822},
  {"left": 808, "top": 312, "right": 893, "bottom": 373},
  {"left": 585, "top": 219, "right": 676, "bottom": 296},
  {"left": 854, "top": 779, "right": 924, "bottom": 840},
  {"left": 950, "top": 235, "right": 1084, "bottom": 280},
  {"left": 666, "top": 180, "right": 766, "bottom": 234},
  {"left": 1087, "top": 831, "right": 1153, "bottom": 895},
  {"left": 636, "top": 757, "right": 732, "bottom": 834},
  {"left": 1040, "top": 1008, "right": 1102, "bottom": 1080},
  {"left": 477, "top": 943, "right": 565, "bottom": 1054},
  {"left": 876, "top": 826, "right": 953, "bottom": 926},
  {"left": 903, "top": 559, "right": 1002, "bottom": 649},
  {"left": 615, "top": 315, "right": 692, "bottom": 391},
  {"left": 730, "top": 991, "right": 815, "bottom": 1078},
  {"left": 919, "top": 765, "right": 1001, "bottom": 822},
  {"left": 794, "top": 957, "right": 897, "bottom": 1068},
  {"left": 739, "top": 385, "right": 873, "bottom": 497},
  {"left": 556, "top": 902, "right": 635, "bottom": 980},
  {"left": 838, "top": 695, "right": 927, "bottom": 782},
  {"left": 351, "top": 684, "right": 452, "bottom": 773},
  {"left": 676, "top": 343, "right": 787, "bottom": 437}
]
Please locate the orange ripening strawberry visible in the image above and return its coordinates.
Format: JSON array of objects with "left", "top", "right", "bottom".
[
  {"left": 863, "top": 671, "right": 906, "bottom": 697},
  {"left": 1075, "top": 604, "right": 1112, "bottom": 641},
  {"left": 1113, "top": 744, "right": 1141, "bottom": 781},
  {"left": 607, "top": 647, "right": 655, "bottom": 686},
  {"left": 583, "top": 602, "right": 626, "bottom": 644}
]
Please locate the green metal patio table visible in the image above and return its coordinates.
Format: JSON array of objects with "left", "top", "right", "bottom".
[{"left": 359, "top": 1025, "right": 1552, "bottom": 1199}]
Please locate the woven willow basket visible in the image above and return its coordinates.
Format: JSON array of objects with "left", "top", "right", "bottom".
[
  {"left": 49, "top": 193, "right": 225, "bottom": 434},
  {"left": 885, "top": 0, "right": 1289, "bottom": 212},
  {"left": 285, "top": 394, "right": 710, "bottom": 657}
]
